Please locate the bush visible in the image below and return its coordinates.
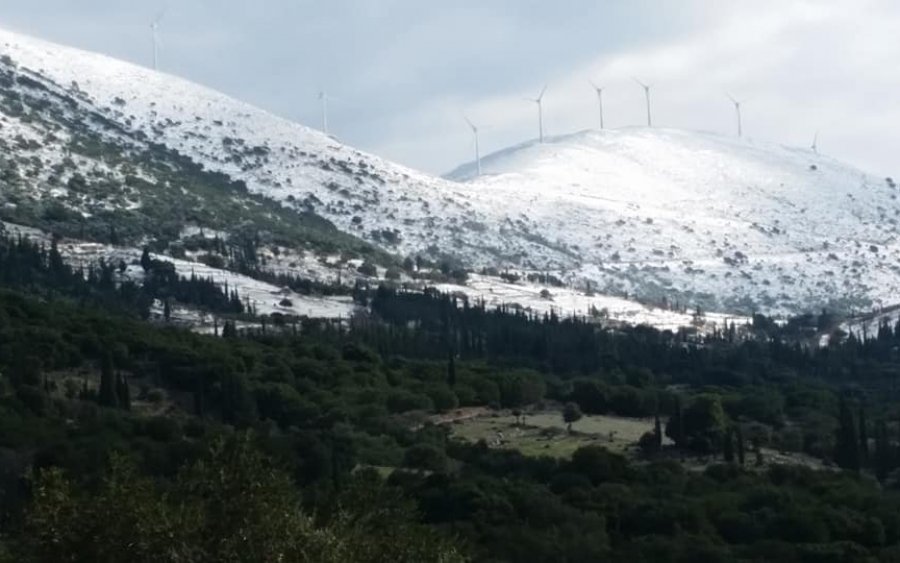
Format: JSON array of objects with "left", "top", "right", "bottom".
[
  {"left": 427, "top": 386, "right": 459, "bottom": 413},
  {"left": 357, "top": 262, "right": 377, "bottom": 277},
  {"left": 386, "top": 390, "right": 433, "bottom": 414},
  {"left": 403, "top": 444, "right": 448, "bottom": 472}
]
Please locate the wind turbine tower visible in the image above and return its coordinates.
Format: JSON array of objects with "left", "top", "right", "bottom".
[
  {"left": 151, "top": 11, "right": 165, "bottom": 71},
  {"left": 526, "top": 84, "right": 548, "bottom": 142},
  {"left": 318, "top": 91, "right": 329, "bottom": 135},
  {"left": 464, "top": 115, "right": 481, "bottom": 176},
  {"left": 589, "top": 80, "right": 604, "bottom": 129},
  {"left": 633, "top": 78, "right": 652, "bottom": 127},
  {"left": 727, "top": 94, "right": 744, "bottom": 137}
]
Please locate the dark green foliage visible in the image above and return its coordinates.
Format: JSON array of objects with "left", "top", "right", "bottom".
[
  {"left": 723, "top": 427, "right": 735, "bottom": 463},
  {"left": 5, "top": 249, "right": 900, "bottom": 560},
  {"left": 15, "top": 434, "right": 465, "bottom": 563},
  {"left": 98, "top": 353, "right": 117, "bottom": 408},
  {"left": 858, "top": 403, "right": 869, "bottom": 464},
  {"left": 835, "top": 397, "right": 860, "bottom": 471},
  {"left": 447, "top": 348, "right": 457, "bottom": 387},
  {"left": 0, "top": 233, "right": 241, "bottom": 318},
  {"left": 115, "top": 373, "right": 130, "bottom": 411},
  {"left": 563, "top": 402, "right": 583, "bottom": 433},
  {"left": 654, "top": 411, "right": 663, "bottom": 450}
]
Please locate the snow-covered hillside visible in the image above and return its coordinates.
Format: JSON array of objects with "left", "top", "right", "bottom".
[
  {"left": 1, "top": 27, "right": 898, "bottom": 316},
  {"left": 0, "top": 26, "right": 553, "bottom": 268},
  {"left": 449, "top": 129, "right": 900, "bottom": 314}
]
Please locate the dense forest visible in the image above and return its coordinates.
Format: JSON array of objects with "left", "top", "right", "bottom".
[{"left": 3, "top": 229, "right": 900, "bottom": 561}]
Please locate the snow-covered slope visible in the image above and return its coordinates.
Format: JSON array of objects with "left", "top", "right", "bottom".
[
  {"left": 449, "top": 129, "right": 900, "bottom": 314},
  {"left": 0, "top": 26, "right": 552, "bottom": 267},
  {"left": 1, "top": 27, "right": 897, "bottom": 316}
]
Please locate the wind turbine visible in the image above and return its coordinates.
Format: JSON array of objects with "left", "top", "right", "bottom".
[
  {"left": 633, "top": 77, "right": 652, "bottom": 127},
  {"left": 589, "top": 80, "right": 604, "bottom": 129},
  {"left": 463, "top": 114, "right": 481, "bottom": 176},
  {"left": 318, "top": 90, "right": 330, "bottom": 135},
  {"left": 151, "top": 10, "right": 165, "bottom": 71},
  {"left": 726, "top": 93, "right": 744, "bottom": 137},
  {"left": 525, "top": 84, "right": 548, "bottom": 142}
]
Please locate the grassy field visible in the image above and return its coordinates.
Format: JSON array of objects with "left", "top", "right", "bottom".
[
  {"left": 445, "top": 410, "right": 661, "bottom": 459},
  {"left": 445, "top": 410, "right": 831, "bottom": 471}
]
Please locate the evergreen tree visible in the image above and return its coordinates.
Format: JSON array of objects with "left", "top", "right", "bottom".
[
  {"left": 563, "top": 402, "right": 583, "bottom": 434},
  {"left": 194, "top": 377, "right": 205, "bottom": 417},
  {"left": 875, "top": 419, "right": 891, "bottom": 482},
  {"left": 723, "top": 427, "right": 735, "bottom": 463},
  {"left": 221, "top": 371, "right": 256, "bottom": 427},
  {"left": 665, "top": 396, "right": 685, "bottom": 446},
  {"left": 222, "top": 320, "right": 237, "bottom": 339},
  {"left": 98, "top": 353, "right": 118, "bottom": 408},
  {"left": 859, "top": 403, "right": 869, "bottom": 465},
  {"left": 140, "top": 246, "right": 152, "bottom": 271},
  {"left": 835, "top": 396, "right": 860, "bottom": 472},
  {"left": 116, "top": 373, "right": 131, "bottom": 411},
  {"left": 736, "top": 424, "right": 746, "bottom": 466},
  {"left": 653, "top": 410, "right": 663, "bottom": 450},
  {"left": 447, "top": 348, "right": 457, "bottom": 387}
]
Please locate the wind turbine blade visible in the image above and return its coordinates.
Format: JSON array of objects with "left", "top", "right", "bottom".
[
  {"left": 632, "top": 77, "right": 647, "bottom": 89},
  {"left": 537, "top": 83, "right": 547, "bottom": 101}
]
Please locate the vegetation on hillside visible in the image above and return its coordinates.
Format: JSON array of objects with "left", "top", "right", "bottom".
[{"left": 1, "top": 257, "right": 900, "bottom": 560}]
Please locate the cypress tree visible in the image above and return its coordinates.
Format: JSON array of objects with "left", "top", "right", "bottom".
[
  {"left": 116, "top": 373, "right": 131, "bottom": 410},
  {"left": 654, "top": 410, "right": 663, "bottom": 450},
  {"left": 99, "top": 353, "right": 118, "bottom": 408},
  {"left": 140, "top": 246, "right": 152, "bottom": 271},
  {"left": 723, "top": 427, "right": 735, "bottom": 463},
  {"left": 447, "top": 348, "right": 457, "bottom": 387},
  {"left": 875, "top": 420, "right": 891, "bottom": 482},
  {"left": 835, "top": 396, "right": 860, "bottom": 472},
  {"left": 665, "top": 396, "right": 685, "bottom": 446},
  {"left": 859, "top": 403, "right": 870, "bottom": 465},
  {"left": 194, "top": 377, "right": 205, "bottom": 417},
  {"left": 221, "top": 371, "right": 256, "bottom": 427}
]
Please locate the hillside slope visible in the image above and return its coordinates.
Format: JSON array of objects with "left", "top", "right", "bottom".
[
  {"left": 1, "top": 27, "right": 898, "bottom": 315},
  {"left": 449, "top": 129, "right": 900, "bottom": 314},
  {"left": 0, "top": 27, "right": 553, "bottom": 269}
]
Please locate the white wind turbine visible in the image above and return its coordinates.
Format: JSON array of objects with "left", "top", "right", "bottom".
[
  {"left": 726, "top": 93, "right": 745, "bottom": 137},
  {"left": 589, "top": 80, "right": 605, "bottom": 129},
  {"left": 633, "top": 77, "right": 652, "bottom": 127},
  {"left": 463, "top": 114, "right": 481, "bottom": 176},
  {"left": 318, "top": 90, "right": 330, "bottom": 135},
  {"left": 151, "top": 10, "right": 165, "bottom": 71},
  {"left": 525, "top": 84, "right": 548, "bottom": 142}
]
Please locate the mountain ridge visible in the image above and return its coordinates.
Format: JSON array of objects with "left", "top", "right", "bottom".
[{"left": 1, "top": 26, "right": 898, "bottom": 316}]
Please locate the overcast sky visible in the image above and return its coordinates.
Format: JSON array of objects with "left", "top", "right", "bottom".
[{"left": 2, "top": 0, "right": 898, "bottom": 177}]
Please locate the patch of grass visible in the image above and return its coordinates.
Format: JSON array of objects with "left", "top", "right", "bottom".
[{"left": 448, "top": 411, "right": 657, "bottom": 459}]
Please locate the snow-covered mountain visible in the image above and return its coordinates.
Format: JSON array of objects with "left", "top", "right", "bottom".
[
  {"left": 450, "top": 129, "right": 900, "bottom": 314},
  {"left": 0, "top": 26, "right": 547, "bottom": 267},
  {"left": 1, "top": 26, "right": 898, "bottom": 316}
]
